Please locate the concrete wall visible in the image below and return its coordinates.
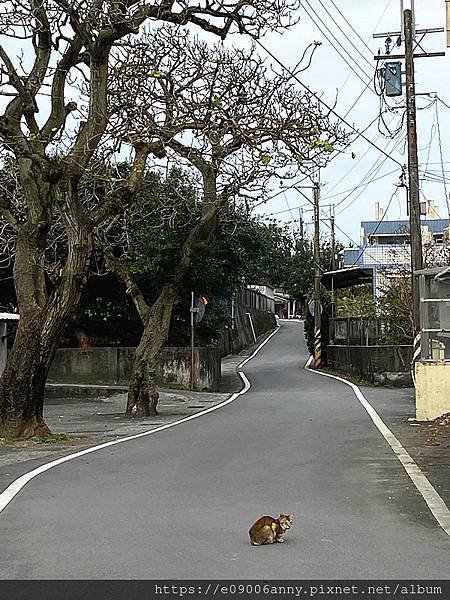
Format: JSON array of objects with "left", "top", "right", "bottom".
[
  {"left": 327, "top": 344, "right": 413, "bottom": 386},
  {"left": 48, "top": 346, "right": 221, "bottom": 392},
  {"left": 415, "top": 361, "right": 450, "bottom": 420},
  {"left": 218, "top": 304, "right": 277, "bottom": 357}
]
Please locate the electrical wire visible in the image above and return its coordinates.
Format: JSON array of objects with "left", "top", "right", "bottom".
[
  {"left": 328, "top": 0, "right": 384, "bottom": 57},
  {"left": 302, "top": 0, "right": 378, "bottom": 92},
  {"left": 437, "top": 96, "right": 450, "bottom": 111},
  {"left": 349, "top": 185, "right": 400, "bottom": 266},
  {"left": 340, "top": 0, "right": 395, "bottom": 117},
  {"left": 322, "top": 112, "right": 399, "bottom": 197},
  {"left": 323, "top": 168, "right": 399, "bottom": 200},
  {"left": 335, "top": 129, "right": 405, "bottom": 214},
  {"left": 435, "top": 99, "right": 450, "bottom": 217},
  {"left": 248, "top": 35, "right": 403, "bottom": 167},
  {"left": 259, "top": 106, "right": 396, "bottom": 208},
  {"left": 316, "top": 0, "right": 374, "bottom": 71}
]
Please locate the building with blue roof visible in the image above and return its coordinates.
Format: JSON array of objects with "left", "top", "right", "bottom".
[{"left": 342, "top": 217, "right": 449, "bottom": 296}]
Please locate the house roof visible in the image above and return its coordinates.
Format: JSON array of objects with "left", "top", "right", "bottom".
[
  {"left": 321, "top": 266, "right": 374, "bottom": 290},
  {"left": 362, "top": 218, "right": 449, "bottom": 236}
]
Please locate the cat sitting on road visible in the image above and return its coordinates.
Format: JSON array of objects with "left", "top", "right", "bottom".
[{"left": 249, "top": 514, "right": 294, "bottom": 546}]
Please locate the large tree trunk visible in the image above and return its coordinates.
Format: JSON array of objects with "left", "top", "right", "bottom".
[
  {"left": 127, "top": 179, "right": 221, "bottom": 417},
  {"left": 126, "top": 284, "right": 178, "bottom": 416},
  {"left": 0, "top": 181, "right": 93, "bottom": 439},
  {"left": 0, "top": 310, "right": 53, "bottom": 438}
]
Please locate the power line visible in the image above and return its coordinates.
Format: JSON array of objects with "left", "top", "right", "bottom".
[
  {"left": 302, "top": 0, "right": 377, "bottom": 91},
  {"left": 328, "top": 0, "right": 380, "bottom": 58},
  {"left": 434, "top": 99, "right": 450, "bottom": 217},
  {"left": 350, "top": 185, "right": 399, "bottom": 266},
  {"left": 322, "top": 113, "right": 399, "bottom": 196},
  {"left": 260, "top": 108, "right": 393, "bottom": 207},
  {"left": 261, "top": 166, "right": 400, "bottom": 219},
  {"left": 249, "top": 36, "right": 404, "bottom": 167},
  {"left": 317, "top": 0, "right": 374, "bottom": 71},
  {"left": 335, "top": 130, "right": 405, "bottom": 214},
  {"left": 323, "top": 167, "right": 399, "bottom": 200},
  {"left": 436, "top": 96, "right": 450, "bottom": 111},
  {"left": 340, "top": 0, "right": 395, "bottom": 117}
]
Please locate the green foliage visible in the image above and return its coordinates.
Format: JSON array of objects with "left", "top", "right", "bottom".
[
  {"left": 69, "top": 167, "right": 298, "bottom": 347},
  {"left": 335, "top": 285, "right": 376, "bottom": 318},
  {"left": 31, "top": 433, "right": 69, "bottom": 445},
  {"left": 377, "top": 273, "right": 413, "bottom": 344},
  {"left": 309, "top": 139, "right": 334, "bottom": 153},
  {"left": 65, "top": 279, "right": 142, "bottom": 346}
]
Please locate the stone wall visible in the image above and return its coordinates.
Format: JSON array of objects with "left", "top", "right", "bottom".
[
  {"left": 47, "top": 291, "right": 277, "bottom": 391},
  {"left": 48, "top": 346, "right": 221, "bottom": 392},
  {"left": 217, "top": 305, "right": 277, "bottom": 357},
  {"left": 327, "top": 344, "right": 413, "bottom": 386}
]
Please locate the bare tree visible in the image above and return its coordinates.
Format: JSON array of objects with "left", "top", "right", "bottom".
[
  {"left": 0, "top": 1, "right": 300, "bottom": 438},
  {"left": 101, "top": 27, "right": 347, "bottom": 416}
]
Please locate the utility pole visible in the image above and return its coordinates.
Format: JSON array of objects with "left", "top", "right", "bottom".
[
  {"left": 373, "top": 3, "right": 444, "bottom": 364},
  {"left": 330, "top": 204, "right": 336, "bottom": 319},
  {"left": 404, "top": 8, "right": 423, "bottom": 341},
  {"left": 313, "top": 181, "right": 322, "bottom": 368},
  {"left": 330, "top": 205, "right": 336, "bottom": 272}
]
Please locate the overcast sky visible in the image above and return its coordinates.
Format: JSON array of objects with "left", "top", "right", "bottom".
[{"left": 253, "top": 0, "right": 450, "bottom": 246}]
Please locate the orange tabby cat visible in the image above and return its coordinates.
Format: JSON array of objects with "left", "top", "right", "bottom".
[{"left": 249, "top": 514, "right": 294, "bottom": 546}]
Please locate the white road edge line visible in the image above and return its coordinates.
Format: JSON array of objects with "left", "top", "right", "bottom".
[
  {"left": 0, "top": 325, "right": 281, "bottom": 515},
  {"left": 305, "top": 355, "right": 450, "bottom": 538}
]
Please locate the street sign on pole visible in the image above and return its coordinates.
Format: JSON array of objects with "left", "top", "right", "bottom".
[
  {"left": 190, "top": 295, "right": 209, "bottom": 389},
  {"left": 193, "top": 296, "right": 207, "bottom": 324},
  {"left": 190, "top": 292, "right": 195, "bottom": 390}
]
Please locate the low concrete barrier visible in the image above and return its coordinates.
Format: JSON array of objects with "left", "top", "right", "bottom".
[
  {"left": 48, "top": 346, "right": 221, "bottom": 392},
  {"left": 415, "top": 361, "right": 450, "bottom": 420},
  {"left": 327, "top": 344, "right": 413, "bottom": 386}
]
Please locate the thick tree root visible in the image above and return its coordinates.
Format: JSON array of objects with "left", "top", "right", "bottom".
[{"left": 0, "top": 416, "right": 52, "bottom": 440}]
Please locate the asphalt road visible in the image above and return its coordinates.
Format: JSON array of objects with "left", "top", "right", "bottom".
[{"left": 1, "top": 321, "right": 449, "bottom": 579}]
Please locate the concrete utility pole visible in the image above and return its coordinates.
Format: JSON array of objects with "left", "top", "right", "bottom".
[
  {"left": 313, "top": 182, "right": 322, "bottom": 368},
  {"left": 330, "top": 204, "right": 336, "bottom": 319},
  {"left": 404, "top": 8, "right": 423, "bottom": 339},
  {"left": 373, "top": 4, "right": 444, "bottom": 364},
  {"left": 330, "top": 205, "right": 336, "bottom": 272}
]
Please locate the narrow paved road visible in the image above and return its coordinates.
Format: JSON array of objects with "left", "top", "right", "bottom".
[{"left": 1, "top": 321, "right": 449, "bottom": 578}]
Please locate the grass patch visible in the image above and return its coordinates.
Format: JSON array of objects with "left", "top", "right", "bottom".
[{"left": 31, "top": 432, "right": 70, "bottom": 445}]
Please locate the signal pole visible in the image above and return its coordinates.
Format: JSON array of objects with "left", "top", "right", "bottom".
[{"left": 313, "top": 181, "right": 322, "bottom": 368}]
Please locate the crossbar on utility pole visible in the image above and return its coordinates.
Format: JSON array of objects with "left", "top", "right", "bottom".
[{"left": 313, "top": 182, "right": 322, "bottom": 369}]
